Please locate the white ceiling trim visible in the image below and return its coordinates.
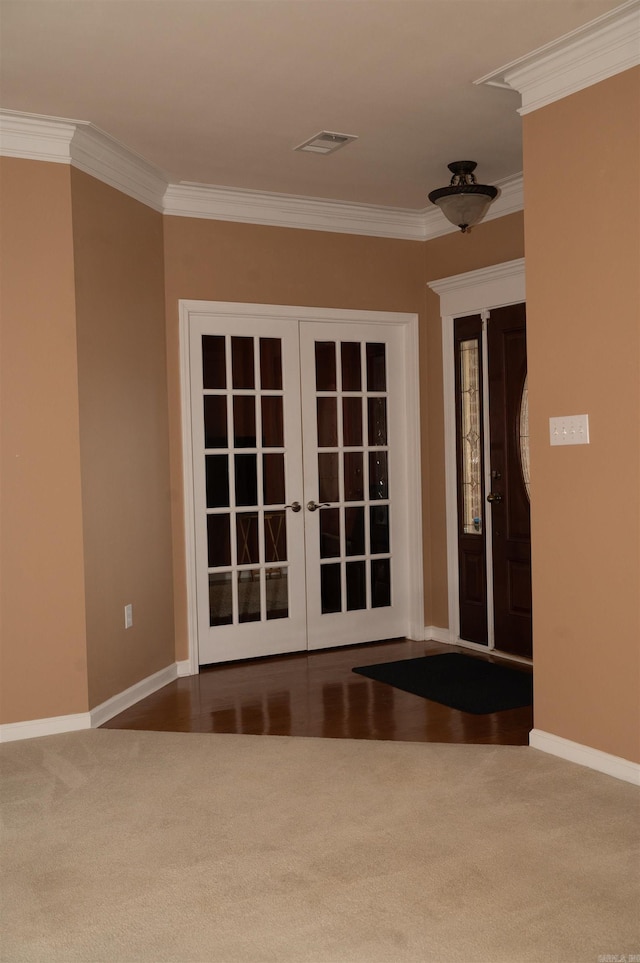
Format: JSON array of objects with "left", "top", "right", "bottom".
[
  {"left": 476, "top": 0, "right": 640, "bottom": 115},
  {"left": 162, "top": 182, "right": 426, "bottom": 240},
  {"left": 0, "top": 108, "right": 523, "bottom": 239}
]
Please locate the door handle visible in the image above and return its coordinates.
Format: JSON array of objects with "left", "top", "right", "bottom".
[
  {"left": 307, "top": 500, "right": 331, "bottom": 512},
  {"left": 487, "top": 492, "right": 503, "bottom": 504},
  {"left": 284, "top": 501, "right": 302, "bottom": 513}
]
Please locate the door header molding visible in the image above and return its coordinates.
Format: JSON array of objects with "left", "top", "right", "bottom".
[{"left": 428, "top": 258, "right": 525, "bottom": 318}]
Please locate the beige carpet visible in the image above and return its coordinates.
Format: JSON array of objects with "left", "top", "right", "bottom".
[{"left": 1, "top": 730, "right": 638, "bottom": 963}]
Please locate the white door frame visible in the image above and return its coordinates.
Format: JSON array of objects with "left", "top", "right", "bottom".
[
  {"left": 428, "top": 259, "right": 526, "bottom": 654},
  {"left": 179, "top": 300, "right": 423, "bottom": 674}
]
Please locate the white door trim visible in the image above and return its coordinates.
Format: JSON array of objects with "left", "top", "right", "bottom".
[
  {"left": 427, "top": 259, "right": 525, "bottom": 649},
  {"left": 178, "top": 300, "right": 423, "bottom": 673}
]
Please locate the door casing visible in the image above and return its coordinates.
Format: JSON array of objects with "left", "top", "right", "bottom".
[
  {"left": 179, "top": 300, "right": 424, "bottom": 674},
  {"left": 428, "top": 259, "right": 531, "bottom": 662}
]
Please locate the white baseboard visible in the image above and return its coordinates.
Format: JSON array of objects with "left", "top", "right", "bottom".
[
  {"left": 1, "top": 662, "right": 183, "bottom": 742},
  {"left": 89, "top": 663, "right": 178, "bottom": 727},
  {"left": 530, "top": 729, "right": 640, "bottom": 786},
  {"left": 424, "top": 626, "right": 452, "bottom": 644},
  {"left": 0, "top": 711, "right": 92, "bottom": 743},
  {"left": 176, "top": 659, "right": 195, "bottom": 677}
]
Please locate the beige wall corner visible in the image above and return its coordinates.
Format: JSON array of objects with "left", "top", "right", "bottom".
[
  {"left": 0, "top": 158, "right": 89, "bottom": 723},
  {"left": 71, "top": 170, "right": 174, "bottom": 708},
  {"left": 524, "top": 67, "right": 640, "bottom": 764}
]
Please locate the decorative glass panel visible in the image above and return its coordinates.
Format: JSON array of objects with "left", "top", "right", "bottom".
[
  {"left": 204, "top": 396, "right": 228, "bottom": 449},
  {"left": 206, "top": 455, "right": 230, "bottom": 508},
  {"left": 320, "top": 564, "right": 341, "bottom": 614},
  {"left": 317, "top": 398, "right": 338, "bottom": 447},
  {"left": 236, "top": 513, "right": 259, "bottom": 565},
  {"left": 371, "top": 559, "right": 391, "bottom": 608},
  {"left": 238, "top": 572, "right": 261, "bottom": 623},
  {"left": 209, "top": 572, "right": 233, "bottom": 626},
  {"left": 345, "top": 507, "right": 365, "bottom": 556},
  {"left": 369, "top": 451, "right": 388, "bottom": 499},
  {"left": 235, "top": 454, "right": 258, "bottom": 506},
  {"left": 207, "top": 513, "right": 231, "bottom": 567},
  {"left": 233, "top": 396, "right": 256, "bottom": 448},
  {"left": 346, "top": 561, "right": 366, "bottom": 611},
  {"left": 344, "top": 452, "right": 364, "bottom": 501},
  {"left": 318, "top": 453, "right": 339, "bottom": 503},
  {"left": 368, "top": 398, "right": 387, "bottom": 446},
  {"left": 519, "top": 375, "right": 531, "bottom": 501},
  {"left": 370, "top": 505, "right": 390, "bottom": 554},
  {"left": 342, "top": 397, "right": 363, "bottom": 447},
  {"left": 232, "top": 337, "right": 255, "bottom": 389},
  {"left": 315, "top": 342, "right": 337, "bottom": 391},
  {"left": 259, "top": 338, "right": 282, "bottom": 390},
  {"left": 366, "top": 343, "right": 386, "bottom": 391},
  {"left": 266, "top": 568, "right": 288, "bottom": 620},
  {"left": 459, "top": 339, "right": 482, "bottom": 535},
  {"left": 265, "top": 511, "right": 287, "bottom": 563},
  {"left": 320, "top": 508, "right": 340, "bottom": 559},
  {"left": 261, "top": 397, "right": 284, "bottom": 448},
  {"left": 202, "top": 336, "right": 226, "bottom": 389},
  {"left": 263, "top": 453, "right": 285, "bottom": 505},
  {"left": 341, "top": 342, "right": 361, "bottom": 391}
]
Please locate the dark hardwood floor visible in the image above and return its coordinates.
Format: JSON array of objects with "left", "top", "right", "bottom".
[{"left": 102, "top": 639, "right": 533, "bottom": 745}]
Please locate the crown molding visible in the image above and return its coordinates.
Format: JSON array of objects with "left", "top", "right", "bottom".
[
  {"left": 0, "top": 109, "right": 168, "bottom": 211},
  {"left": 163, "top": 182, "right": 426, "bottom": 240},
  {"left": 476, "top": 0, "right": 640, "bottom": 115},
  {"left": 1, "top": 108, "right": 522, "bottom": 239},
  {"left": 0, "top": 109, "right": 76, "bottom": 162}
]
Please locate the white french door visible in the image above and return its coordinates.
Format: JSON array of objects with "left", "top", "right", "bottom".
[{"left": 182, "top": 302, "right": 422, "bottom": 668}]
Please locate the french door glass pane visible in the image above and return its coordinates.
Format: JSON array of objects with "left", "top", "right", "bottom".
[
  {"left": 209, "top": 572, "right": 233, "bottom": 626},
  {"left": 320, "top": 508, "right": 340, "bottom": 558},
  {"left": 266, "top": 569, "right": 288, "bottom": 620},
  {"left": 370, "top": 505, "right": 390, "bottom": 554},
  {"left": 366, "top": 343, "right": 386, "bottom": 391},
  {"left": 344, "top": 452, "right": 364, "bottom": 501},
  {"left": 235, "top": 454, "right": 258, "bottom": 506},
  {"left": 206, "top": 455, "right": 230, "bottom": 508},
  {"left": 369, "top": 451, "right": 388, "bottom": 499},
  {"left": 318, "top": 453, "right": 339, "bottom": 503},
  {"left": 236, "top": 513, "right": 259, "bottom": 565},
  {"left": 202, "top": 336, "right": 226, "bottom": 389},
  {"left": 346, "top": 561, "right": 366, "bottom": 611},
  {"left": 315, "top": 342, "right": 337, "bottom": 391},
  {"left": 259, "top": 338, "right": 282, "bottom": 390},
  {"left": 263, "top": 453, "right": 285, "bottom": 505},
  {"left": 320, "top": 564, "right": 341, "bottom": 614},
  {"left": 238, "top": 573, "right": 261, "bottom": 622},
  {"left": 265, "top": 511, "right": 287, "bottom": 562},
  {"left": 368, "top": 398, "right": 387, "bottom": 446},
  {"left": 341, "top": 342, "right": 361, "bottom": 391},
  {"left": 317, "top": 397, "right": 338, "bottom": 447},
  {"left": 233, "top": 396, "right": 256, "bottom": 448},
  {"left": 261, "top": 397, "right": 284, "bottom": 448},
  {"left": 204, "top": 396, "right": 227, "bottom": 448},
  {"left": 207, "top": 514, "right": 231, "bottom": 567},
  {"left": 371, "top": 559, "right": 391, "bottom": 608},
  {"left": 232, "top": 337, "right": 255, "bottom": 389},
  {"left": 342, "top": 397, "right": 363, "bottom": 447}
]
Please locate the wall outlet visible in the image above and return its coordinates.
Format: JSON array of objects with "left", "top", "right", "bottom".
[
  {"left": 549, "top": 414, "right": 590, "bottom": 446},
  {"left": 124, "top": 604, "right": 133, "bottom": 629}
]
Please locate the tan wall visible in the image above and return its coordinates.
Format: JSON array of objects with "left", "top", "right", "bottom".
[
  {"left": 163, "top": 219, "right": 427, "bottom": 657},
  {"left": 423, "top": 213, "right": 525, "bottom": 628},
  {"left": 524, "top": 68, "right": 640, "bottom": 763},
  {"left": 163, "top": 214, "right": 524, "bottom": 656},
  {"left": 0, "top": 159, "right": 89, "bottom": 723},
  {"left": 71, "top": 170, "right": 174, "bottom": 708}
]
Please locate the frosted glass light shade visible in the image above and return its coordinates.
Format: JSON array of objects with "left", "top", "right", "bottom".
[
  {"left": 432, "top": 192, "right": 495, "bottom": 232},
  {"left": 428, "top": 161, "right": 498, "bottom": 233}
]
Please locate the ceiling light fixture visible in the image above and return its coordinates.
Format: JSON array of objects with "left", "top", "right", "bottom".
[{"left": 428, "top": 161, "right": 498, "bottom": 233}]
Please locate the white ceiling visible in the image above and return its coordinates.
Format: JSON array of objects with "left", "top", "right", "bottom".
[{"left": 0, "top": 0, "right": 624, "bottom": 209}]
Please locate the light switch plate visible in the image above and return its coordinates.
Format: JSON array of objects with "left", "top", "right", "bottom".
[{"left": 549, "top": 414, "right": 590, "bottom": 446}]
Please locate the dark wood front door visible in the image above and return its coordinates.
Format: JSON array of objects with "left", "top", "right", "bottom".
[
  {"left": 487, "top": 303, "right": 532, "bottom": 658},
  {"left": 454, "top": 303, "right": 532, "bottom": 659}
]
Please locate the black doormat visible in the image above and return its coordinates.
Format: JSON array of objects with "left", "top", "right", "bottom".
[{"left": 352, "top": 652, "right": 533, "bottom": 714}]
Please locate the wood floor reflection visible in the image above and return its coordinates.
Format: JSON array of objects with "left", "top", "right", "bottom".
[{"left": 102, "top": 639, "right": 533, "bottom": 745}]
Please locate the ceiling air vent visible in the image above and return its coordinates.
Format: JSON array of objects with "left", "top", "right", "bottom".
[{"left": 294, "top": 131, "right": 358, "bottom": 155}]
